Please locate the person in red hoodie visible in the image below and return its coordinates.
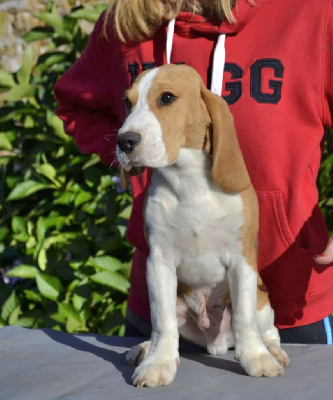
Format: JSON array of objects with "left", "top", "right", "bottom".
[{"left": 54, "top": 0, "right": 333, "bottom": 344}]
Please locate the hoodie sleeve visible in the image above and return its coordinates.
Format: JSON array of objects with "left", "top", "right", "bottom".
[
  {"left": 54, "top": 13, "right": 128, "bottom": 165},
  {"left": 323, "top": 0, "right": 333, "bottom": 128}
]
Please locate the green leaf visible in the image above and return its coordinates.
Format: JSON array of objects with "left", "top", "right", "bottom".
[
  {"left": 98, "top": 175, "right": 114, "bottom": 190},
  {"left": 6, "top": 83, "right": 35, "bottom": 102},
  {"left": 66, "top": 316, "right": 84, "bottom": 333},
  {"left": 58, "top": 303, "right": 87, "bottom": 332},
  {"left": 6, "top": 265, "right": 38, "bottom": 279},
  {"left": 35, "top": 53, "right": 67, "bottom": 73},
  {"left": 90, "top": 291, "right": 104, "bottom": 307},
  {"left": 43, "top": 233, "right": 77, "bottom": 250},
  {"left": 23, "top": 290, "right": 43, "bottom": 302},
  {"left": 36, "top": 6, "right": 63, "bottom": 30},
  {"left": 82, "top": 154, "right": 100, "bottom": 170},
  {"left": 47, "top": 111, "right": 70, "bottom": 141},
  {"left": 69, "top": 7, "right": 107, "bottom": 23},
  {"left": 58, "top": 302, "right": 82, "bottom": 322},
  {"left": 0, "top": 133, "right": 13, "bottom": 150},
  {"left": 1, "top": 292, "right": 19, "bottom": 321},
  {"left": 0, "top": 156, "right": 11, "bottom": 167},
  {"left": 74, "top": 190, "right": 93, "bottom": 207},
  {"left": 37, "top": 248, "right": 47, "bottom": 271},
  {"left": 72, "top": 293, "right": 87, "bottom": 311},
  {"left": 0, "top": 227, "right": 9, "bottom": 241},
  {"left": 90, "top": 271, "right": 130, "bottom": 294},
  {"left": 36, "top": 163, "right": 59, "bottom": 185},
  {"left": 12, "top": 216, "right": 27, "bottom": 234},
  {"left": 25, "top": 236, "right": 36, "bottom": 249},
  {"left": 8, "top": 306, "right": 21, "bottom": 325},
  {"left": 50, "top": 310, "right": 66, "bottom": 324},
  {"left": 0, "top": 70, "right": 16, "bottom": 89},
  {"left": 23, "top": 27, "right": 54, "bottom": 42},
  {"left": 0, "top": 104, "right": 37, "bottom": 123},
  {"left": 36, "top": 273, "right": 64, "bottom": 301},
  {"left": 7, "top": 180, "right": 55, "bottom": 201},
  {"left": 13, "top": 232, "right": 29, "bottom": 243},
  {"left": 81, "top": 202, "right": 97, "bottom": 215},
  {"left": 24, "top": 115, "right": 34, "bottom": 128},
  {"left": 54, "top": 191, "right": 75, "bottom": 205},
  {"left": 17, "top": 46, "right": 35, "bottom": 85},
  {"left": 36, "top": 217, "right": 68, "bottom": 244},
  {"left": 12, "top": 317, "right": 35, "bottom": 328},
  {"left": 118, "top": 205, "right": 132, "bottom": 220},
  {"left": 69, "top": 261, "right": 83, "bottom": 270},
  {"left": 89, "top": 256, "right": 122, "bottom": 273}
]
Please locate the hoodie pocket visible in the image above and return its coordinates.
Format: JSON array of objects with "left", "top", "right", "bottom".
[{"left": 257, "top": 191, "right": 311, "bottom": 306}]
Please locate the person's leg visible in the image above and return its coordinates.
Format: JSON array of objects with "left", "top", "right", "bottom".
[
  {"left": 125, "top": 318, "right": 149, "bottom": 338},
  {"left": 323, "top": 316, "right": 333, "bottom": 344},
  {"left": 124, "top": 307, "right": 151, "bottom": 337},
  {"left": 279, "top": 316, "right": 333, "bottom": 344}
]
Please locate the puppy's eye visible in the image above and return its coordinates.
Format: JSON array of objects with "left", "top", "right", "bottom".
[
  {"left": 124, "top": 98, "right": 132, "bottom": 112},
  {"left": 159, "top": 92, "right": 176, "bottom": 106}
]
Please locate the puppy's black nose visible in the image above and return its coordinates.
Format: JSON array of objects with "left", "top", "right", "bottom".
[{"left": 117, "top": 132, "right": 141, "bottom": 154}]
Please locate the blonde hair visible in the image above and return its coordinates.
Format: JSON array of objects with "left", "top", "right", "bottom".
[{"left": 104, "top": 0, "right": 237, "bottom": 42}]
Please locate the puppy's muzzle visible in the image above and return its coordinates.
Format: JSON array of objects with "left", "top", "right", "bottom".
[{"left": 117, "top": 132, "right": 141, "bottom": 154}]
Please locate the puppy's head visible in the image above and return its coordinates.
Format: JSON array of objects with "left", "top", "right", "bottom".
[{"left": 117, "top": 64, "right": 251, "bottom": 192}]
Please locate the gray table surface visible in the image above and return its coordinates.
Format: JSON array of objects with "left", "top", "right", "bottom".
[{"left": 0, "top": 326, "right": 332, "bottom": 400}]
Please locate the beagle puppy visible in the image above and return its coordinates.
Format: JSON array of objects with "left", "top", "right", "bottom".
[{"left": 116, "top": 64, "right": 289, "bottom": 387}]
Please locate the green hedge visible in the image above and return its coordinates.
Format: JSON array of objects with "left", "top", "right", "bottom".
[
  {"left": 318, "top": 127, "right": 333, "bottom": 233},
  {"left": 0, "top": 1, "right": 332, "bottom": 335},
  {"left": 0, "top": 2, "right": 133, "bottom": 335}
]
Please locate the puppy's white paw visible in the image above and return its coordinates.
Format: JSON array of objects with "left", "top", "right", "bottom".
[
  {"left": 240, "top": 351, "right": 284, "bottom": 377},
  {"left": 132, "top": 357, "right": 179, "bottom": 387},
  {"left": 126, "top": 341, "right": 151, "bottom": 366},
  {"left": 207, "top": 343, "right": 228, "bottom": 356},
  {"left": 266, "top": 343, "right": 290, "bottom": 367}
]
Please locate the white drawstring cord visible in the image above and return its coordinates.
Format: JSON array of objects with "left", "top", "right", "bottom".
[
  {"left": 166, "top": 20, "right": 226, "bottom": 95},
  {"left": 166, "top": 19, "right": 176, "bottom": 64},
  {"left": 210, "top": 34, "right": 226, "bottom": 95}
]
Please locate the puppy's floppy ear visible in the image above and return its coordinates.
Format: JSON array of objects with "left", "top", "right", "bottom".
[
  {"left": 201, "top": 83, "right": 251, "bottom": 193},
  {"left": 119, "top": 167, "right": 145, "bottom": 190}
]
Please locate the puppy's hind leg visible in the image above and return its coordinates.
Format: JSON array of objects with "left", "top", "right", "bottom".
[
  {"left": 126, "top": 341, "right": 151, "bottom": 366},
  {"left": 227, "top": 256, "right": 284, "bottom": 377},
  {"left": 178, "top": 292, "right": 235, "bottom": 356},
  {"left": 205, "top": 306, "right": 235, "bottom": 356},
  {"left": 257, "top": 278, "right": 290, "bottom": 367}
]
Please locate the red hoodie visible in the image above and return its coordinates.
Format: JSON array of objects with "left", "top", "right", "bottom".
[{"left": 54, "top": 0, "right": 333, "bottom": 329}]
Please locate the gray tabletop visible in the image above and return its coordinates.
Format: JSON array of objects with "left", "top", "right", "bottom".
[{"left": 0, "top": 326, "right": 332, "bottom": 400}]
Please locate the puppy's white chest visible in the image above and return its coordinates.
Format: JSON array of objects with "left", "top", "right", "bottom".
[{"left": 145, "top": 150, "right": 244, "bottom": 287}]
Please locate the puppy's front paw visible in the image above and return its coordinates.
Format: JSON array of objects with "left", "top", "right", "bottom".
[
  {"left": 126, "top": 341, "right": 151, "bottom": 366},
  {"left": 240, "top": 351, "right": 284, "bottom": 377},
  {"left": 132, "top": 356, "right": 179, "bottom": 387}
]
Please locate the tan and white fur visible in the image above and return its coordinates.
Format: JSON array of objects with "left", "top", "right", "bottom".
[{"left": 116, "top": 64, "right": 289, "bottom": 388}]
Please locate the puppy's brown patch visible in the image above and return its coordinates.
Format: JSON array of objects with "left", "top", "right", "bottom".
[{"left": 145, "top": 65, "right": 211, "bottom": 163}]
